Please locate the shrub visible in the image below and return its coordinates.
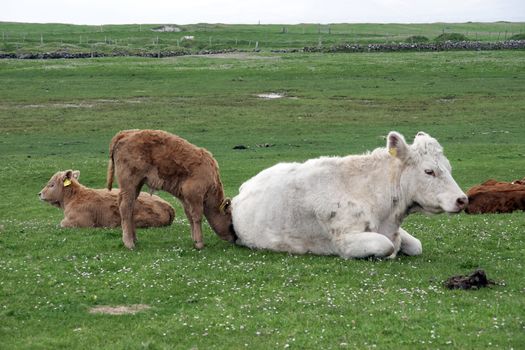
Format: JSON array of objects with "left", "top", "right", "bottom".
[
  {"left": 509, "top": 33, "right": 525, "bottom": 40},
  {"left": 435, "top": 33, "right": 469, "bottom": 42},
  {"left": 405, "top": 35, "right": 429, "bottom": 43}
]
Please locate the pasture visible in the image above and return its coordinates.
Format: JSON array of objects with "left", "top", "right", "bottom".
[
  {"left": 1, "top": 46, "right": 524, "bottom": 348},
  {"left": 1, "top": 21, "right": 525, "bottom": 54}
]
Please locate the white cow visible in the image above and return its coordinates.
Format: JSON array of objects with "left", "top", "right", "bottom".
[{"left": 232, "top": 131, "right": 468, "bottom": 259}]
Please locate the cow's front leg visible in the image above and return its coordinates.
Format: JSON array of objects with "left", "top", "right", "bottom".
[
  {"left": 60, "top": 218, "right": 75, "bottom": 228},
  {"left": 337, "top": 232, "right": 395, "bottom": 259},
  {"left": 182, "top": 200, "right": 205, "bottom": 250},
  {"left": 399, "top": 227, "right": 422, "bottom": 256}
]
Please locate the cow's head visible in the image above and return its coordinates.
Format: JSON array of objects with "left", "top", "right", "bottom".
[
  {"left": 38, "top": 170, "right": 80, "bottom": 207},
  {"left": 387, "top": 131, "right": 468, "bottom": 214}
]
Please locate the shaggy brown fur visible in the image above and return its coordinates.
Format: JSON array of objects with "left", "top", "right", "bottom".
[
  {"left": 39, "top": 170, "right": 175, "bottom": 228},
  {"left": 107, "top": 129, "right": 235, "bottom": 249},
  {"left": 465, "top": 177, "right": 525, "bottom": 214}
]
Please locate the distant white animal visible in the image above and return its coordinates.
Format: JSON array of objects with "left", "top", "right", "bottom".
[
  {"left": 232, "top": 131, "right": 468, "bottom": 259},
  {"left": 181, "top": 36, "right": 194, "bottom": 41}
]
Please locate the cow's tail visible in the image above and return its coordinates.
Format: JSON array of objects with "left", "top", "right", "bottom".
[
  {"left": 106, "top": 131, "right": 126, "bottom": 191},
  {"left": 106, "top": 156, "right": 115, "bottom": 191}
]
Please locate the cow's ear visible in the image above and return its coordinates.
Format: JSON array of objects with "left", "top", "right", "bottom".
[
  {"left": 72, "top": 170, "right": 80, "bottom": 180},
  {"left": 219, "top": 198, "right": 232, "bottom": 215},
  {"left": 62, "top": 170, "right": 74, "bottom": 187},
  {"left": 387, "top": 131, "right": 409, "bottom": 160}
]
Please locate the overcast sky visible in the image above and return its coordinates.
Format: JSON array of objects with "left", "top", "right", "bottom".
[{"left": 3, "top": 0, "right": 525, "bottom": 25}]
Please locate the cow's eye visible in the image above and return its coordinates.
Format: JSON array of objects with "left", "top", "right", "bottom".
[
  {"left": 424, "top": 169, "right": 435, "bottom": 176},
  {"left": 48, "top": 183, "right": 55, "bottom": 188}
]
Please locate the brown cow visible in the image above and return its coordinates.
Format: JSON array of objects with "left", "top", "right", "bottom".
[
  {"left": 465, "top": 178, "right": 525, "bottom": 214},
  {"left": 107, "top": 129, "right": 236, "bottom": 250},
  {"left": 39, "top": 170, "right": 175, "bottom": 228}
]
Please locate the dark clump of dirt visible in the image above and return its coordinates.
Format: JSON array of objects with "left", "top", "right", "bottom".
[
  {"left": 233, "top": 145, "right": 248, "bottom": 150},
  {"left": 444, "top": 269, "right": 496, "bottom": 290}
]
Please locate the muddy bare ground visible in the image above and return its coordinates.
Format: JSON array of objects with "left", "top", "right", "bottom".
[{"left": 89, "top": 304, "right": 151, "bottom": 315}]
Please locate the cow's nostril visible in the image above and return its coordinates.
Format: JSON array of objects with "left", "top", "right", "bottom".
[{"left": 456, "top": 196, "right": 468, "bottom": 207}]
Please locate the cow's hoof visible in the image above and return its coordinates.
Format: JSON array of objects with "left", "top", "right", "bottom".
[{"left": 194, "top": 241, "right": 205, "bottom": 250}]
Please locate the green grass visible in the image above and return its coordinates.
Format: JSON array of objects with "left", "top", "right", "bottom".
[
  {"left": 0, "top": 47, "right": 524, "bottom": 349},
  {"left": 1, "top": 22, "right": 525, "bottom": 54}
]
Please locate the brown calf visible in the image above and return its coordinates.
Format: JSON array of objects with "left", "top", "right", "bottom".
[
  {"left": 465, "top": 178, "right": 525, "bottom": 214},
  {"left": 39, "top": 170, "right": 175, "bottom": 228},
  {"left": 107, "top": 129, "right": 236, "bottom": 249}
]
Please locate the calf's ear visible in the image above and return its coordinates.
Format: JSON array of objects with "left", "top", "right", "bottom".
[
  {"left": 62, "top": 170, "right": 74, "bottom": 187},
  {"left": 72, "top": 170, "right": 80, "bottom": 180},
  {"left": 387, "top": 131, "right": 409, "bottom": 161}
]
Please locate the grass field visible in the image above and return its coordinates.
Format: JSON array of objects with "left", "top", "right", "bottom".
[
  {"left": 1, "top": 38, "right": 525, "bottom": 348},
  {"left": 1, "top": 21, "right": 525, "bottom": 54}
]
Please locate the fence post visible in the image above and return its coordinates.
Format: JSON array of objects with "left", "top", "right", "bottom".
[{"left": 40, "top": 34, "right": 43, "bottom": 45}]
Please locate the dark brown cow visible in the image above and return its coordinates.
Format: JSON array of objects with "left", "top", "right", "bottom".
[
  {"left": 39, "top": 170, "right": 175, "bottom": 228},
  {"left": 107, "top": 129, "right": 236, "bottom": 250},
  {"left": 465, "top": 178, "right": 525, "bottom": 214}
]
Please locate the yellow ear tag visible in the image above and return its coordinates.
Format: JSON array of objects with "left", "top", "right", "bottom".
[
  {"left": 389, "top": 147, "right": 398, "bottom": 157},
  {"left": 63, "top": 179, "right": 72, "bottom": 187}
]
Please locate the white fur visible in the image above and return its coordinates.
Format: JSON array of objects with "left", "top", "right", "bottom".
[{"left": 232, "top": 131, "right": 467, "bottom": 259}]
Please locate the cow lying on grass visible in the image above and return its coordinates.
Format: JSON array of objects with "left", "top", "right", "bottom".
[
  {"left": 465, "top": 178, "right": 525, "bottom": 214},
  {"left": 39, "top": 170, "right": 175, "bottom": 228},
  {"left": 232, "top": 131, "right": 468, "bottom": 259},
  {"left": 107, "top": 129, "right": 236, "bottom": 250}
]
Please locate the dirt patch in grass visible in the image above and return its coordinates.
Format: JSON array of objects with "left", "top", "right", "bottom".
[
  {"left": 257, "top": 93, "right": 285, "bottom": 99},
  {"left": 190, "top": 52, "right": 279, "bottom": 60},
  {"left": 89, "top": 304, "right": 151, "bottom": 315}
]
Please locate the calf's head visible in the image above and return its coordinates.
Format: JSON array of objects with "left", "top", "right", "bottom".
[
  {"left": 388, "top": 131, "right": 467, "bottom": 214},
  {"left": 39, "top": 170, "right": 80, "bottom": 207},
  {"left": 217, "top": 198, "right": 237, "bottom": 243}
]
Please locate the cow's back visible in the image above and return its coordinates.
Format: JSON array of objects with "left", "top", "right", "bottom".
[
  {"left": 232, "top": 158, "right": 344, "bottom": 254},
  {"left": 112, "top": 129, "right": 218, "bottom": 192},
  {"left": 466, "top": 180, "right": 525, "bottom": 214}
]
